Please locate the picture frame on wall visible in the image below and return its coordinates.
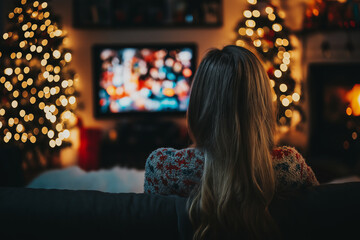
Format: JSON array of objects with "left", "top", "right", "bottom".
[{"left": 73, "top": 0, "right": 222, "bottom": 28}]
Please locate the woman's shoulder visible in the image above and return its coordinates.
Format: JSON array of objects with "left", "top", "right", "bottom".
[
  {"left": 271, "top": 145, "right": 303, "bottom": 161},
  {"left": 272, "top": 145, "right": 301, "bottom": 157},
  {"left": 145, "top": 147, "right": 205, "bottom": 178},
  {"left": 271, "top": 146, "right": 306, "bottom": 174},
  {"left": 271, "top": 146, "right": 319, "bottom": 189},
  {"left": 147, "top": 147, "right": 205, "bottom": 163},
  {"left": 144, "top": 147, "right": 204, "bottom": 196}
]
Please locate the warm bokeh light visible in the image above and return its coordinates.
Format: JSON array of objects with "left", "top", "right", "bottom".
[
  {"left": 236, "top": 40, "right": 245, "bottom": 47},
  {"left": 280, "top": 64, "right": 288, "bottom": 72},
  {"left": 243, "top": 10, "right": 252, "bottom": 18},
  {"left": 352, "top": 132, "right": 358, "bottom": 140},
  {"left": 253, "top": 39, "right": 261, "bottom": 47},
  {"left": 272, "top": 23, "right": 282, "bottom": 32},
  {"left": 274, "top": 70, "right": 282, "bottom": 78},
  {"left": 246, "top": 28, "right": 254, "bottom": 36},
  {"left": 246, "top": 20, "right": 256, "bottom": 28},
  {"left": 279, "top": 84, "right": 287, "bottom": 92},
  {"left": 238, "top": 28, "right": 246, "bottom": 36},
  {"left": 53, "top": 50, "right": 61, "bottom": 58},
  {"left": 247, "top": 0, "right": 257, "bottom": 5},
  {"left": 282, "top": 98, "right": 290, "bottom": 107},
  {"left": 4, "top": 68, "right": 13, "bottom": 75},
  {"left": 252, "top": 10, "right": 260, "bottom": 18},
  {"left": 292, "top": 93, "right": 300, "bottom": 102},
  {"left": 285, "top": 109, "right": 293, "bottom": 118},
  {"left": 265, "top": 7, "right": 274, "bottom": 14},
  {"left": 346, "top": 107, "right": 352, "bottom": 116},
  {"left": 346, "top": 84, "right": 360, "bottom": 116},
  {"left": 257, "top": 28, "right": 264, "bottom": 37},
  {"left": 64, "top": 52, "right": 72, "bottom": 62}
]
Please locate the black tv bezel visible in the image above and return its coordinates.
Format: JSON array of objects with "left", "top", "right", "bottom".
[{"left": 92, "top": 43, "right": 198, "bottom": 119}]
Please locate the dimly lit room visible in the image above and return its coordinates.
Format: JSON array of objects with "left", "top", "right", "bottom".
[{"left": 0, "top": 0, "right": 360, "bottom": 239}]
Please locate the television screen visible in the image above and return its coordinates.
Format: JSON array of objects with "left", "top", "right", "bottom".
[{"left": 93, "top": 44, "right": 197, "bottom": 117}]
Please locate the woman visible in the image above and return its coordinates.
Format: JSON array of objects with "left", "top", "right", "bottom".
[{"left": 144, "top": 45, "right": 318, "bottom": 239}]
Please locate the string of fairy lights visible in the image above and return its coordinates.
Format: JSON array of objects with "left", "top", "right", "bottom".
[
  {"left": 235, "top": 0, "right": 301, "bottom": 126},
  {"left": 0, "top": 0, "right": 77, "bottom": 150}
]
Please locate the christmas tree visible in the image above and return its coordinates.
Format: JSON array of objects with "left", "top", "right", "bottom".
[
  {"left": 0, "top": 0, "right": 78, "bottom": 169},
  {"left": 235, "top": 0, "right": 301, "bottom": 126}
]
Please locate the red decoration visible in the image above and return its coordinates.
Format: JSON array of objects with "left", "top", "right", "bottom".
[
  {"left": 78, "top": 118, "right": 103, "bottom": 171},
  {"left": 267, "top": 67, "right": 275, "bottom": 79}
]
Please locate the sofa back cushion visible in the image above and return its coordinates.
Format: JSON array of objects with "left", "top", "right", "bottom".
[
  {"left": 0, "top": 187, "right": 192, "bottom": 240},
  {"left": 1, "top": 182, "right": 360, "bottom": 239}
]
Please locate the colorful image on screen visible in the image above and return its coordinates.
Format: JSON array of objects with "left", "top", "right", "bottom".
[{"left": 95, "top": 45, "right": 196, "bottom": 115}]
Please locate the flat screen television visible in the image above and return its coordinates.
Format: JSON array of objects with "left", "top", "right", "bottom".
[{"left": 92, "top": 43, "right": 197, "bottom": 118}]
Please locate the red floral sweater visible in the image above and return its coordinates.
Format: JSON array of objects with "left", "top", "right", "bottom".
[{"left": 144, "top": 146, "right": 319, "bottom": 197}]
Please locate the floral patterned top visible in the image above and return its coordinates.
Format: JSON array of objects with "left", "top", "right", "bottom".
[{"left": 144, "top": 146, "right": 319, "bottom": 197}]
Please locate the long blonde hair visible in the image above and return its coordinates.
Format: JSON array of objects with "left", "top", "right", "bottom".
[{"left": 187, "top": 45, "right": 277, "bottom": 239}]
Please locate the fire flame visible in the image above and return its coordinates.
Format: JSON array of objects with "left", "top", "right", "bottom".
[{"left": 346, "top": 84, "right": 360, "bottom": 116}]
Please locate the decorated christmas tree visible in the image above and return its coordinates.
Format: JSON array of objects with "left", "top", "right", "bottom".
[
  {"left": 235, "top": 0, "right": 302, "bottom": 126},
  {"left": 0, "top": 0, "right": 78, "bottom": 169}
]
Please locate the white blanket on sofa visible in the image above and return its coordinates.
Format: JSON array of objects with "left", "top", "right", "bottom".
[{"left": 27, "top": 166, "right": 145, "bottom": 193}]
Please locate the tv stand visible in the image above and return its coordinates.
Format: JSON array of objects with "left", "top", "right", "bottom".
[{"left": 99, "top": 120, "right": 191, "bottom": 169}]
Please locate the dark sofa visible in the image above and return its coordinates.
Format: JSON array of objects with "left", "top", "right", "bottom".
[{"left": 0, "top": 182, "right": 360, "bottom": 240}]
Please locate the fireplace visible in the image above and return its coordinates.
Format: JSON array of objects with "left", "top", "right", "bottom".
[{"left": 308, "top": 63, "right": 360, "bottom": 171}]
